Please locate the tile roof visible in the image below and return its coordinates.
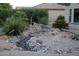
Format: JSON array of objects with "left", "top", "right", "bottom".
[{"left": 33, "top": 3, "right": 66, "bottom": 10}]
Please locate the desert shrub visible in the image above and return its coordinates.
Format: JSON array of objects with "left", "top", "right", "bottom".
[
  {"left": 39, "top": 17, "right": 48, "bottom": 25},
  {"left": 53, "top": 15, "right": 68, "bottom": 30},
  {"left": 3, "top": 16, "right": 29, "bottom": 36}
]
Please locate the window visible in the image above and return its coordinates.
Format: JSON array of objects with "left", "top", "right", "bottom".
[{"left": 69, "top": 9, "right": 72, "bottom": 22}]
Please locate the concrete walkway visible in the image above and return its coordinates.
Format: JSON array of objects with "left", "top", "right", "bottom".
[{"left": 69, "top": 24, "right": 79, "bottom": 34}]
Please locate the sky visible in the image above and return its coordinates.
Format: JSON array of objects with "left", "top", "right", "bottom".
[
  {"left": 0, "top": 0, "right": 78, "bottom": 8},
  {"left": 0, "top": 0, "right": 56, "bottom": 8}
]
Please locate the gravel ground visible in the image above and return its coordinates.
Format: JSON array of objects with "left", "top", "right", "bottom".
[{"left": 0, "top": 29, "right": 79, "bottom": 56}]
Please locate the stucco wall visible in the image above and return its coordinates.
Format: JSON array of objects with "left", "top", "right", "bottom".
[
  {"left": 48, "top": 9, "right": 65, "bottom": 25},
  {"left": 65, "top": 7, "right": 70, "bottom": 23}
]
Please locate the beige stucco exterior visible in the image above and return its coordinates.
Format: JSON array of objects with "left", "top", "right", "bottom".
[{"left": 48, "top": 9, "right": 65, "bottom": 25}]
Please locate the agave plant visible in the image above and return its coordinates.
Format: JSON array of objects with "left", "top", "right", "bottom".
[{"left": 3, "top": 16, "right": 29, "bottom": 36}]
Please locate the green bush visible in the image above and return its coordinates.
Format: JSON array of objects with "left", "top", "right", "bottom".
[
  {"left": 0, "top": 3, "right": 12, "bottom": 9},
  {"left": 3, "top": 16, "right": 29, "bottom": 36},
  {"left": 53, "top": 15, "right": 68, "bottom": 30},
  {"left": 15, "top": 8, "right": 48, "bottom": 24},
  {"left": 0, "top": 19, "right": 4, "bottom": 27},
  {"left": 12, "top": 10, "right": 29, "bottom": 23},
  {"left": 0, "top": 3, "right": 13, "bottom": 27},
  {"left": 0, "top": 9, "right": 13, "bottom": 27},
  {"left": 0, "top": 9, "right": 13, "bottom": 25},
  {"left": 12, "top": 10, "right": 27, "bottom": 18},
  {"left": 39, "top": 17, "right": 48, "bottom": 25}
]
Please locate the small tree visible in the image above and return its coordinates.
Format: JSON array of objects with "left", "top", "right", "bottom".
[{"left": 53, "top": 15, "right": 68, "bottom": 30}]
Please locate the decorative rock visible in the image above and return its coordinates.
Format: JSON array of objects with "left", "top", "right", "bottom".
[
  {"left": 66, "top": 49, "right": 72, "bottom": 53},
  {"left": 54, "top": 28, "right": 60, "bottom": 32},
  {"left": 74, "top": 47, "right": 79, "bottom": 51},
  {"left": 36, "top": 40, "right": 43, "bottom": 44},
  {"left": 30, "top": 32, "right": 40, "bottom": 37},
  {"left": 23, "top": 31, "right": 30, "bottom": 37},
  {"left": 71, "top": 33, "right": 79, "bottom": 40},
  {"left": 16, "top": 36, "right": 48, "bottom": 52},
  {"left": 29, "top": 37, "right": 39, "bottom": 43},
  {"left": 8, "top": 36, "right": 19, "bottom": 45},
  {"left": 28, "top": 23, "right": 42, "bottom": 33},
  {"left": 54, "top": 50, "right": 63, "bottom": 54},
  {"left": 51, "top": 33, "right": 55, "bottom": 36},
  {"left": 54, "top": 48, "right": 73, "bottom": 55},
  {"left": 41, "top": 25, "right": 53, "bottom": 32}
]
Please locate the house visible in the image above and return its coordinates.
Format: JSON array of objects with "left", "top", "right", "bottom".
[
  {"left": 16, "top": 3, "right": 79, "bottom": 25},
  {"left": 33, "top": 3, "right": 66, "bottom": 25}
]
